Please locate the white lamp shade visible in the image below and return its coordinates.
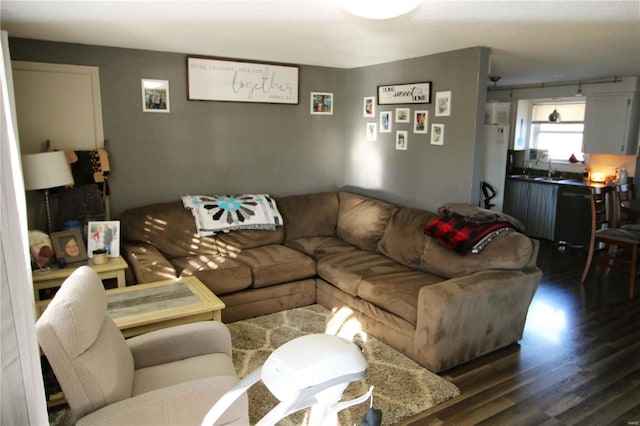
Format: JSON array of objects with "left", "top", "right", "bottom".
[
  {"left": 22, "top": 151, "right": 74, "bottom": 191},
  {"left": 340, "top": 0, "right": 423, "bottom": 19}
]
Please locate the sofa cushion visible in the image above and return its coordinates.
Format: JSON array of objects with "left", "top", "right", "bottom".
[
  {"left": 278, "top": 192, "right": 339, "bottom": 241},
  {"left": 337, "top": 192, "right": 397, "bottom": 251},
  {"left": 120, "top": 202, "right": 219, "bottom": 258},
  {"left": 235, "top": 245, "right": 316, "bottom": 288},
  {"left": 215, "top": 227, "right": 284, "bottom": 253},
  {"left": 285, "top": 236, "right": 358, "bottom": 260},
  {"left": 317, "top": 250, "right": 410, "bottom": 296},
  {"left": 377, "top": 207, "right": 438, "bottom": 268},
  {"left": 357, "top": 270, "right": 443, "bottom": 325},
  {"left": 421, "top": 230, "right": 538, "bottom": 278},
  {"left": 172, "top": 256, "right": 252, "bottom": 295}
]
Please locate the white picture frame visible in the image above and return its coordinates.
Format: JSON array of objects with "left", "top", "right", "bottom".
[
  {"left": 366, "top": 123, "right": 377, "bottom": 141},
  {"left": 431, "top": 123, "right": 445, "bottom": 145},
  {"left": 435, "top": 91, "right": 451, "bottom": 117},
  {"left": 363, "top": 96, "right": 375, "bottom": 117},
  {"left": 414, "top": 110, "right": 428, "bottom": 134},
  {"left": 395, "top": 107, "right": 410, "bottom": 123},
  {"left": 310, "top": 92, "right": 333, "bottom": 115},
  {"left": 87, "top": 221, "right": 120, "bottom": 257},
  {"left": 396, "top": 130, "right": 408, "bottom": 150},
  {"left": 142, "top": 79, "right": 170, "bottom": 113},
  {"left": 380, "top": 111, "right": 392, "bottom": 133}
]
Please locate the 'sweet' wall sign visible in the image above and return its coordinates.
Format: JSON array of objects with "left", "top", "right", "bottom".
[
  {"left": 377, "top": 82, "right": 431, "bottom": 105},
  {"left": 187, "top": 57, "right": 299, "bottom": 104}
]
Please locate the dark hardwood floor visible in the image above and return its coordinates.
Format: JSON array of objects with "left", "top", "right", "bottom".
[{"left": 402, "top": 240, "right": 640, "bottom": 425}]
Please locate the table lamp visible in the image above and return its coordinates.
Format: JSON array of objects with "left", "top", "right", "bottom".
[{"left": 22, "top": 151, "right": 74, "bottom": 234}]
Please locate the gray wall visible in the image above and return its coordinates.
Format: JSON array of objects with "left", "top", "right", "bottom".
[
  {"left": 9, "top": 38, "right": 349, "bottom": 217},
  {"left": 345, "top": 47, "right": 489, "bottom": 212},
  {"left": 9, "top": 38, "right": 488, "bottom": 217}
]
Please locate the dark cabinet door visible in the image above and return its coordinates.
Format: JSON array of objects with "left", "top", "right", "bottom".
[{"left": 554, "top": 186, "right": 591, "bottom": 248}]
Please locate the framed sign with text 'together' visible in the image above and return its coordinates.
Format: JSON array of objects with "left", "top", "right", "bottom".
[{"left": 187, "top": 57, "right": 299, "bottom": 105}]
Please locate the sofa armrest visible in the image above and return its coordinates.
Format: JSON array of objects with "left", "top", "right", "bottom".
[
  {"left": 414, "top": 267, "right": 542, "bottom": 372},
  {"left": 122, "top": 242, "right": 177, "bottom": 284},
  {"left": 76, "top": 376, "right": 248, "bottom": 426},
  {"left": 127, "top": 321, "right": 232, "bottom": 369}
]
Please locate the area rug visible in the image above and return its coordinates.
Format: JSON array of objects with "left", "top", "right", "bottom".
[{"left": 227, "top": 304, "right": 460, "bottom": 425}]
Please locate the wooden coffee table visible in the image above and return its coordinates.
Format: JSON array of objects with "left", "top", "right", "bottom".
[{"left": 105, "top": 276, "right": 225, "bottom": 338}]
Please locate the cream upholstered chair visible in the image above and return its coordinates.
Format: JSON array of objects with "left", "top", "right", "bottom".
[{"left": 35, "top": 266, "right": 248, "bottom": 426}]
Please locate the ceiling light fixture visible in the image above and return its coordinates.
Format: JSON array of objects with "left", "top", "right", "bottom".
[
  {"left": 339, "top": 0, "right": 423, "bottom": 20},
  {"left": 489, "top": 76, "right": 501, "bottom": 87}
]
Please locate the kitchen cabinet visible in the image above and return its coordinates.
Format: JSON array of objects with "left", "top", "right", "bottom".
[
  {"left": 503, "top": 180, "right": 558, "bottom": 240},
  {"left": 582, "top": 92, "right": 639, "bottom": 155}
]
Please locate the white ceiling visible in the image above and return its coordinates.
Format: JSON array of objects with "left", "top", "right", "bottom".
[{"left": 1, "top": 0, "right": 639, "bottom": 87}]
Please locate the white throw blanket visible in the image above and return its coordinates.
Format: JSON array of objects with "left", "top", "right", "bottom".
[{"left": 182, "top": 194, "right": 283, "bottom": 236}]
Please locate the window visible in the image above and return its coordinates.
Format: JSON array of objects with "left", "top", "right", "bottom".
[{"left": 529, "top": 101, "right": 585, "bottom": 161}]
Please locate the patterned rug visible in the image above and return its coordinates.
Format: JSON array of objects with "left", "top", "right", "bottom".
[{"left": 227, "top": 304, "right": 460, "bottom": 425}]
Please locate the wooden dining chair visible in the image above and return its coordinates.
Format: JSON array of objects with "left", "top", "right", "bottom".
[
  {"left": 581, "top": 185, "right": 640, "bottom": 298},
  {"left": 615, "top": 183, "right": 639, "bottom": 228}
]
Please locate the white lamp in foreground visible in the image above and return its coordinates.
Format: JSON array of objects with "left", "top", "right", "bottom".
[
  {"left": 22, "top": 151, "right": 74, "bottom": 233},
  {"left": 339, "top": 0, "right": 423, "bottom": 19}
]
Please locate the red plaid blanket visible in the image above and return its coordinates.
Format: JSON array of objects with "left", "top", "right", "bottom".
[{"left": 424, "top": 215, "right": 514, "bottom": 254}]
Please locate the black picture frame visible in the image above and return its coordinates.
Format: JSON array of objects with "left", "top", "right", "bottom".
[{"left": 377, "top": 82, "right": 432, "bottom": 105}]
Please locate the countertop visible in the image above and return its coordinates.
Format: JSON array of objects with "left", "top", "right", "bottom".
[{"left": 507, "top": 174, "right": 608, "bottom": 189}]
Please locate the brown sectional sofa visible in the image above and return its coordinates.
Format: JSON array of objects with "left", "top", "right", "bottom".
[{"left": 120, "top": 191, "right": 542, "bottom": 372}]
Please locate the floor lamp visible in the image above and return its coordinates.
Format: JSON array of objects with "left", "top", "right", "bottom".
[{"left": 22, "top": 151, "right": 74, "bottom": 234}]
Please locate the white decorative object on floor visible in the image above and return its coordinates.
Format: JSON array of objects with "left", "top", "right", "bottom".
[{"left": 201, "top": 334, "right": 373, "bottom": 426}]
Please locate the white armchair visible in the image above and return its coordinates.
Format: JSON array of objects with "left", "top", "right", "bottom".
[{"left": 35, "top": 266, "right": 248, "bottom": 425}]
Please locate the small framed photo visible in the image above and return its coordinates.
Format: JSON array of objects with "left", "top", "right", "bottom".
[
  {"left": 366, "top": 123, "right": 377, "bottom": 141},
  {"left": 414, "top": 110, "right": 428, "bottom": 134},
  {"left": 431, "top": 123, "right": 445, "bottom": 145},
  {"left": 311, "top": 92, "right": 333, "bottom": 115},
  {"left": 87, "top": 221, "right": 121, "bottom": 257},
  {"left": 51, "top": 230, "right": 88, "bottom": 264},
  {"left": 363, "top": 96, "right": 375, "bottom": 117},
  {"left": 395, "top": 108, "right": 410, "bottom": 123},
  {"left": 396, "top": 130, "right": 408, "bottom": 150},
  {"left": 142, "top": 79, "right": 170, "bottom": 113},
  {"left": 435, "top": 91, "right": 451, "bottom": 117},
  {"left": 380, "top": 111, "right": 392, "bottom": 133}
]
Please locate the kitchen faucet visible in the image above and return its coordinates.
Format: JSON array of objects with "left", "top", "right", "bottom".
[{"left": 548, "top": 159, "right": 554, "bottom": 177}]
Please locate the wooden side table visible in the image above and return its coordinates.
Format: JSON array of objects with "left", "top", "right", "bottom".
[{"left": 32, "top": 256, "right": 128, "bottom": 302}]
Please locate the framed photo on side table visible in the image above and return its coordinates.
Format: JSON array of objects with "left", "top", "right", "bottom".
[
  {"left": 51, "top": 230, "right": 88, "bottom": 264},
  {"left": 87, "top": 221, "right": 121, "bottom": 257}
]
